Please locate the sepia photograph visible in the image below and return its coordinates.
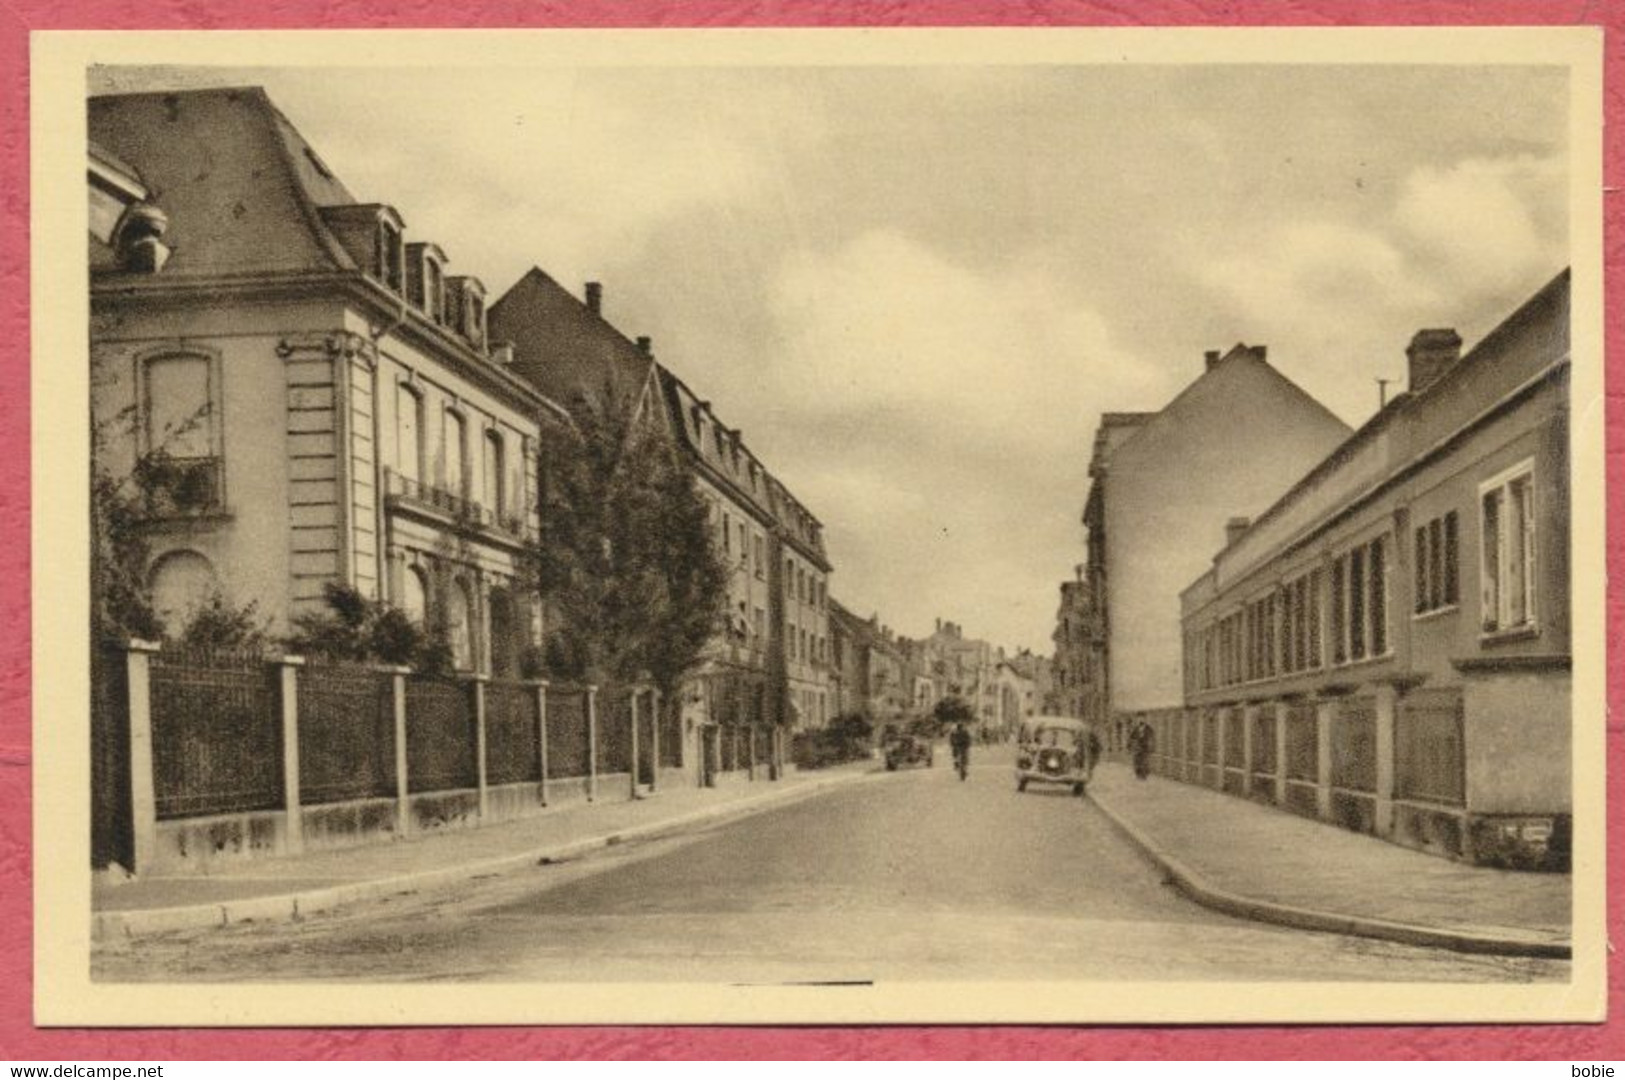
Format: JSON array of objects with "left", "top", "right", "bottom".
[{"left": 34, "top": 26, "right": 1605, "bottom": 1026}]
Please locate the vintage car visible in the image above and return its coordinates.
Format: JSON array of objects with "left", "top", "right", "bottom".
[
  {"left": 882, "top": 730, "right": 935, "bottom": 771},
  {"left": 1015, "top": 716, "right": 1098, "bottom": 796}
]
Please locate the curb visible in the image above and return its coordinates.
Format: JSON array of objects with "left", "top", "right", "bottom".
[
  {"left": 1088, "top": 786, "right": 1571, "bottom": 961},
  {"left": 94, "top": 767, "right": 879, "bottom": 942}
]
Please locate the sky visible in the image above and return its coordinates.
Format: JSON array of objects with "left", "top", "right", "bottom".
[{"left": 89, "top": 59, "right": 1570, "bottom": 655}]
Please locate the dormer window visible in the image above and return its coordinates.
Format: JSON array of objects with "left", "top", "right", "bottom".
[
  {"left": 445, "top": 276, "right": 488, "bottom": 352},
  {"left": 377, "top": 219, "right": 403, "bottom": 292},
  {"left": 406, "top": 242, "right": 448, "bottom": 324},
  {"left": 318, "top": 203, "right": 406, "bottom": 294}
]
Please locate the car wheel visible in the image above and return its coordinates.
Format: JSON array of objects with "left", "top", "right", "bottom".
[
  {"left": 886, "top": 761, "right": 896, "bottom": 772},
  {"left": 1017, "top": 777, "right": 1028, "bottom": 792},
  {"left": 1073, "top": 783, "right": 1085, "bottom": 797}
]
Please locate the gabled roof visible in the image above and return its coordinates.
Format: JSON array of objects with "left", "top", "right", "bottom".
[
  {"left": 89, "top": 86, "right": 358, "bottom": 276},
  {"left": 487, "top": 268, "right": 659, "bottom": 421}
]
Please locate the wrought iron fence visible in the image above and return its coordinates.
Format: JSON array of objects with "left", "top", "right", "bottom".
[
  {"left": 149, "top": 646, "right": 283, "bottom": 819},
  {"left": 382, "top": 468, "right": 525, "bottom": 538},
  {"left": 1284, "top": 702, "right": 1319, "bottom": 783},
  {"left": 1250, "top": 706, "right": 1278, "bottom": 777},
  {"left": 405, "top": 676, "right": 477, "bottom": 793},
  {"left": 597, "top": 689, "right": 634, "bottom": 775},
  {"left": 91, "top": 642, "right": 133, "bottom": 869},
  {"left": 1396, "top": 688, "right": 1466, "bottom": 806},
  {"left": 1331, "top": 697, "right": 1378, "bottom": 794},
  {"left": 485, "top": 679, "right": 541, "bottom": 786},
  {"left": 544, "top": 685, "right": 590, "bottom": 780},
  {"left": 1223, "top": 708, "right": 1245, "bottom": 769},
  {"left": 299, "top": 662, "right": 396, "bottom": 805},
  {"left": 659, "top": 697, "right": 682, "bottom": 769}
]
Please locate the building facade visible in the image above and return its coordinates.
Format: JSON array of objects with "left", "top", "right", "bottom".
[
  {"left": 489, "top": 269, "right": 832, "bottom": 778},
  {"left": 1048, "top": 569, "right": 1102, "bottom": 718},
  {"left": 1175, "top": 271, "right": 1571, "bottom": 869},
  {"left": 1082, "top": 350, "right": 1353, "bottom": 746},
  {"left": 90, "top": 88, "right": 559, "bottom": 675}
]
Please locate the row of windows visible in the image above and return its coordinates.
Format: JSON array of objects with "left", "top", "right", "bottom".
[
  {"left": 716, "top": 504, "right": 827, "bottom": 608},
  {"left": 395, "top": 381, "right": 520, "bottom": 521},
  {"left": 1190, "top": 461, "right": 1541, "bottom": 692}
]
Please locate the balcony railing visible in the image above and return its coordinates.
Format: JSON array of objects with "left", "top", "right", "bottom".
[
  {"left": 383, "top": 468, "right": 527, "bottom": 539},
  {"left": 141, "top": 456, "right": 224, "bottom": 517}
]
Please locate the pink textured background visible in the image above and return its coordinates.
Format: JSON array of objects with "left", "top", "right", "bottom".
[{"left": 3, "top": 0, "right": 1618, "bottom": 1061}]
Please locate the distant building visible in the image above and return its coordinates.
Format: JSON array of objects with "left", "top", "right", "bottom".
[
  {"left": 1176, "top": 271, "right": 1572, "bottom": 869},
  {"left": 489, "top": 269, "right": 832, "bottom": 778},
  {"left": 90, "top": 87, "right": 562, "bottom": 676},
  {"left": 828, "top": 601, "right": 911, "bottom": 732},
  {"left": 1048, "top": 568, "right": 1101, "bottom": 719},
  {"left": 1082, "top": 348, "right": 1352, "bottom": 746}
]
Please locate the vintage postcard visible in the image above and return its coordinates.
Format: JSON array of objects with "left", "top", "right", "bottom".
[{"left": 33, "top": 26, "right": 1606, "bottom": 1025}]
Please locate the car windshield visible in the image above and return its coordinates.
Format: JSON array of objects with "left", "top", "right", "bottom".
[{"left": 1031, "top": 728, "right": 1080, "bottom": 748}]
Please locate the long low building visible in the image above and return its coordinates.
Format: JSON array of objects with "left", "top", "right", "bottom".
[{"left": 1170, "top": 269, "right": 1571, "bottom": 871}]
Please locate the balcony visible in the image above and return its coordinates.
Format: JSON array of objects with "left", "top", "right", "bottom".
[
  {"left": 140, "top": 456, "right": 225, "bottom": 518},
  {"left": 383, "top": 468, "right": 528, "bottom": 543}
]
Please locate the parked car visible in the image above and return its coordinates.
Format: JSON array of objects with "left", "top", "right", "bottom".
[
  {"left": 883, "top": 731, "right": 935, "bottom": 771},
  {"left": 1015, "top": 716, "right": 1099, "bottom": 796}
]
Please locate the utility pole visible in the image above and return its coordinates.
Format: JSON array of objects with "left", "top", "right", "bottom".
[{"left": 1377, "top": 377, "right": 1396, "bottom": 409}]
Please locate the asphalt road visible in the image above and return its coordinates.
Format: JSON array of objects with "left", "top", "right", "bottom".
[{"left": 93, "top": 750, "right": 1567, "bottom": 984}]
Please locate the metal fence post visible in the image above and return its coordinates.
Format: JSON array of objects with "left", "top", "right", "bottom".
[
  {"left": 279, "top": 656, "right": 306, "bottom": 855},
  {"left": 1316, "top": 699, "right": 1335, "bottom": 821},
  {"left": 473, "top": 675, "right": 489, "bottom": 820},
  {"left": 1274, "top": 706, "right": 1289, "bottom": 805},
  {"left": 536, "top": 680, "right": 549, "bottom": 808},
  {"left": 125, "top": 639, "right": 162, "bottom": 875},
  {"left": 586, "top": 684, "right": 599, "bottom": 803},
  {"left": 1374, "top": 685, "right": 1397, "bottom": 838},
  {"left": 650, "top": 689, "right": 661, "bottom": 793},
  {"left": 392, "top": 667, "right": 412, "bottom": 837},
  {"left": 629, "top": 688, "right": 641, "bottom": 800}
]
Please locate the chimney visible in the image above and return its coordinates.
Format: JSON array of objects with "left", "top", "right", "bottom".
[
  {"left": 636, "top": 336, "right": 652, "bottom": 355},
  {"left": 584, "top": 281, "right": 602, "bottom": 315},
  {"left": 1225, "top": 516, "right": 1251, "bottom": 547},
  {"left": 1204, "top": 349, "right": 1221, "bottom": 370},
  {"left": 1406, "top": 328, "right": 1462, "bottom": 396}
]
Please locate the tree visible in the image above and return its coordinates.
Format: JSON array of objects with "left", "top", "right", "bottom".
[
  {"left": 933, "top": 695, "right": 975, "bottom": 728},
  {"left": 174, "top": 591, "right": 270, "bottom": 650},
  {"left": 528, "top": 390, "right": 728, "bottom": 698},
  {"left": 285, "top": 581, "right": 453, "bottom": 673}
]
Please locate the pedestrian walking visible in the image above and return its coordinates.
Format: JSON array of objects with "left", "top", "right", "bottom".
[{"left": 1129, "top": 719, "right": 1154, "bottom": 780}]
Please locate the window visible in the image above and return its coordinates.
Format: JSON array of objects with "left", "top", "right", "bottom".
[
  {"left": 426, "top": 259, "right": 444, "bottom": 324},
  {"left": 377, "top": 220, "right": 403, "bottom": 292},
  {"left": 482, "top": 429, "right": 505, "bottom": 516},
  {"left": 738, "top": 523, "right": 748, "bottom": 564},
  {"left": 1333, "top": 536, "right": 1388, "bottom": 664},
  {"left": 141, "top": 352, "right": 221, "bottom": 513},
  {"left": 753, "top": 606, "right": 766, "bottom": 641},
  {"left": 401, "top": 565, "right": 429, "bottom": 624},
  {"left": 396, "top": 383, "right": 423, "bottom": 484},
  {"left": 722, "top": 511, "right": 731, "bottom": 556},
  {"left": 447, "top": 577, "right": 475, "bottom": 670},
  {"left": 1481, "top": 463, "right": 1536, "bottom": 633},
  {"left": 147, "top": 549, "right": 218, "bottom": 633},
  {"left": 444, "top": 410, "right": 467, "bottom": 497},
  {"left": 753, "top": 535, "right": 765, "bottom": 578},
  {"left": 1280, "top": 569, "right": 1323, "bottom": 674},
  {"left": 1414, "top": 512, "right": 1460, "bottom": 615}
]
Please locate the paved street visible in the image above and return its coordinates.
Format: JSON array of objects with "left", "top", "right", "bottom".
[{"left": 93, "top": 748, "right": 1566, "bottom": 984}]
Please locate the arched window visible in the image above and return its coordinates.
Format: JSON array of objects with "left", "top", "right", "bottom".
[
  {"left": 147, "top": 550, "right": 218, "bottom": 634},
  {"left": 401, "top": 564, "right": 428, "bottom": 625},
  {"left": 396, "top": 383, "right": 423, "bottom": 484},
  {"left": 447, "top": 577, "right": 474, "bottom": 671},
  {"left": 444, "top": 409, "right": 467, "bottom": 498},
  {"left": 482, "top": 429, "right": 504, "bottom": 517}
]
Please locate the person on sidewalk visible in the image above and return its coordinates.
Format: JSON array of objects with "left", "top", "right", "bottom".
[
  {"left": 1128, "top": 719, "right": 1154, "bottom": 780},
  {"left": 949, "top": 721, "right": 972, "bottom": 776}
]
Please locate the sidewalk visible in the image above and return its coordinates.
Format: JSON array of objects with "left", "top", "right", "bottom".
[
  {"left": 1087, "top": 762, "right": 1571, "bottom": 959},
  {"left": 93, "top": 760, "right": 879, "bottom": 940}
]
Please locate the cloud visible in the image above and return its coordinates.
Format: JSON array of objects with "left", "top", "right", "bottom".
[
  {"left": 1393, "top": 154, "right": 1566, "bottom": 296},
  {"left": 767, "top": 230, "right": 1168, "bottom": 459}
]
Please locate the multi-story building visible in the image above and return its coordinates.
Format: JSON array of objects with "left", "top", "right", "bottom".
[
  {"left": 90, "top": 87, "right": 560, "bottom": 675},
  {"left": 1082, "top": 349, "right": 1352, "bottom": 747},
  {"left": 827, "top": 601, "right": 911, "bottom": 732},
  {"left": 1176, "top": 271, "right": 1572, "bottom": 869},
  {"left": 1048, "top": 568, "right": 1102, "bottom": 718},
  {"left": 489, "top": 269, "right": 832, "bottom": 777}
]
